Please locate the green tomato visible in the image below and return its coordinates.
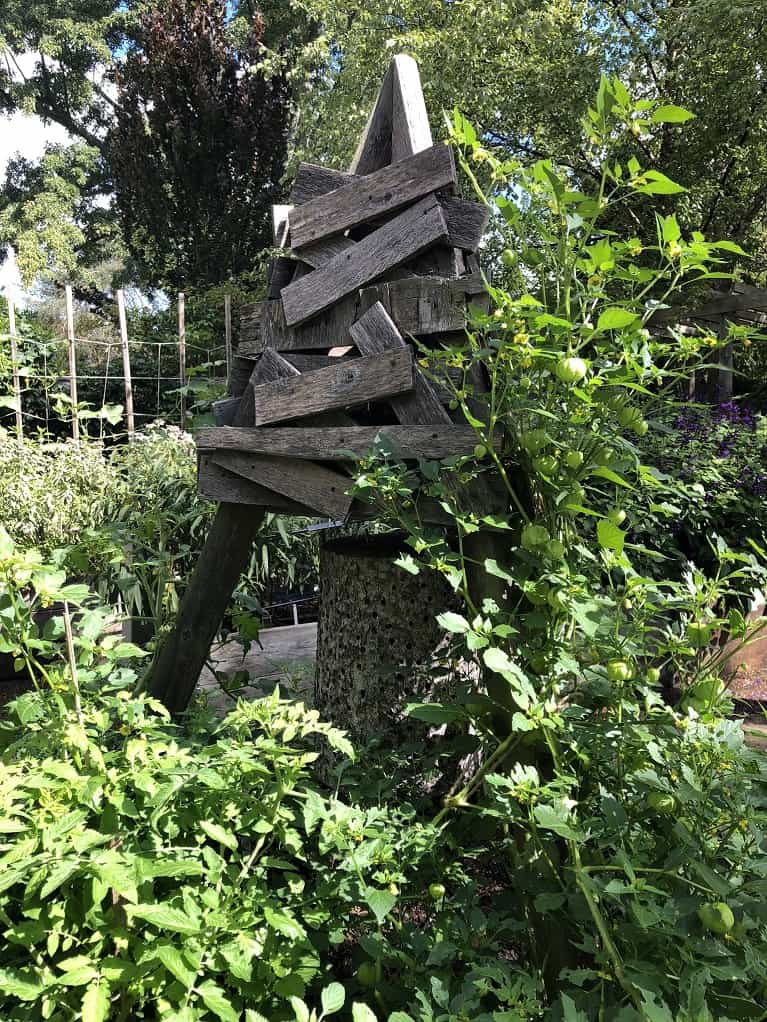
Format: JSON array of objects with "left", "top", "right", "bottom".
[
  {"left": 547, "top": 588, "right": 567, "bottom": 611},
  {"left": 533, "top": 454, "right": 558, "bottom": 476},
  {"left": 565, "top": 450, "right": 584, "bottom": 470},
  {"left": 647, "top": 792, "right": 676, "bottom": 815},
  {"left": 606, "top": 659, "right": 633, "bottom": 682},
  {"left": 520, "top": 428, "right": 548, "bottom": 454},
  {"left": 633, "top": 418, "right": 649, "bottom": 436},
  {"left": 521, "top": 524, "right": 550, "bottom": 549},
  {"left": 529, "top": 653, "right": 549, "bottom": 675},
  {"left": 698, "top": 902, "right": 735, "bottom": 935},
  {"left": 686, "top": 621, "right": 712, "bottom": 648},
  {"left": 356, "top": 962, "right": 377, "bottom": 988},
  {"left": 617, "top": 405, "right": 641, "bottom": 428},
  {"left": 502, "top": 248, "right": 517, "bottom": 269},
  {"left": 429, "top": 883, "right": 446, "bottom": 900},
  {"left": 545, "top": 538, "right": 565, "bottom": 560},
  {"left": 556, "top": 356, "right": 588, "bottom": 384},
  {"left": 646, "top": 667, "right": 661, "bottom": 684},
  {"left": 607, "top": 508, "right": 626, "bottom": 526},
  {"left": 593, "top": 445, "right": 616, "bottom": 467},
  {"left": 682, "top": 677, "right": 725, "bottom": 713}
]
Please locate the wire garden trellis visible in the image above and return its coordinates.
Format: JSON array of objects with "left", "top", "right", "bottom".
[{"left": 1, "top": 288, "right": 234, "bottom": 442}]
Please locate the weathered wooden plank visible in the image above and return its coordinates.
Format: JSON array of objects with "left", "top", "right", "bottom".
[
  {"left": 350, "top": 302, "right": 451, "bottom": 424},
  {"left": 290, "top": 162, "right": 355, "bottom": 204},
  {"left": 359, "top": 272, "right": 486, "bottom": 335},
  {"left": 391, "top": 54, "right": 433, "bottom": 163},
  {"left": 212, "top": 452, "right": 353, "bottom": 519},
  {"left": 289, "top": 144, "right": 456, "bottom": 249},
  {"left": 234, "top": 347, "right": 299, "bottom": 426},
  {"left": 442, "top": 197, "right": 489, "bottom": 252},
  {"left": 147, "top": 503, "right": 267, "bottom": 714},
  {"left": 296, "top": 234, "right": 356, "bottom": 268},
  {"left": 198, "top": 455, "right": 314, "bottom": 512},
  {"left": 196, "top": 425, "right": 500, "bottom": 460},
  {"left": 349, "top": 61, "right": 395, "bottom": 175},
  {"left": 212, "top": 397, "right": 241, "bottom": 425},
  {"left": 283, "top": 351, "right": 356, "bottom": 371},
  {"left": 254, "top": 349, "right": 414, "bottom": 426},
  {"left": 261, "top": 293, "right": 360, "bottom": 351},
  {"left": 267, "top": 256, "right": 295, "bottom": 300},
  {"left": 272, "top": 204, "right": 292, "bottom": 247},
  {"left": 282, "top": 196, "right": 449, "bottom": 327},
  {"left": 229, "top": 355, "right": 255, "bottom": 397}
]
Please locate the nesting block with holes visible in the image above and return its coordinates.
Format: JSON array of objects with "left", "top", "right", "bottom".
[{"left": 199, "top": 54, "right": 493, "bottom": 521}]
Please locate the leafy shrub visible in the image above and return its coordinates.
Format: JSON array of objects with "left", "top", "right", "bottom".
[
  {"left": 0, "top": 432, "right": 116, "bottom": 557},
  {"left": 344, "top": 79, "right": 767, "bottom": 1018}
]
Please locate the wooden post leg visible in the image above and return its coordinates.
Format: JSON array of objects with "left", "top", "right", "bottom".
[{"left": 146, "top": 503, "right": 266, "bottom": 713}]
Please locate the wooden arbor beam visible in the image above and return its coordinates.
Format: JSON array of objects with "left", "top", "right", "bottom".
[{"left": 146, "top": 504, "right": 265, "bottom": 714}]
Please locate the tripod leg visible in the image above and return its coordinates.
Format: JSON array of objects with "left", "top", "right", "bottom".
[{"left": 146, "top": 503, "right": 266, "bottom": 714}]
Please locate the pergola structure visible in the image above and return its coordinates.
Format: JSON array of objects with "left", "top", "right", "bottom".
[{"left": 148, "top": 55, "right": 495, "bottom": 712}]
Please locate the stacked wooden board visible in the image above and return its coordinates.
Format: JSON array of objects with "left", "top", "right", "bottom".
[{"left": 197, "top": 54, "right": 492, "bottom": 520}]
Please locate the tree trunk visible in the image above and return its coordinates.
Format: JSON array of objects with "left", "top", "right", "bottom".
[{"left": 314, "top": 533, "right": 460, "bottom": 744}]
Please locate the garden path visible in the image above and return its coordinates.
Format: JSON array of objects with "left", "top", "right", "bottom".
[{"left": 197, "top": 622, "right": 317, "bottom": 715}]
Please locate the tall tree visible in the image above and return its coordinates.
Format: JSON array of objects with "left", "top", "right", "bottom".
[
  {"left": 293, "top": 0, "right": 767, "bottom": 276},
  {"left": 0, "top": 1, "right": 298, "bottom": 292},
  {"left": 109, "top": 1, "right": 292, "bottom": 288}
]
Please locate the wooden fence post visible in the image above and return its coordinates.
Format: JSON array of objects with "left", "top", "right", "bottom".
[
  {"left": 7, "top": 298, "right": 23, "bottom": 439},
  {"left": 116, "top": 289, "right": 135, "bottom": 437},
  {"left": 224, "top": 293, "right": 233, "bottom": 389},
  {"left": 64, "top": 285, "right": 79, "bottom": 443},
  {"left": 178, "top": 292, "right": 187, "bottom": 427}
]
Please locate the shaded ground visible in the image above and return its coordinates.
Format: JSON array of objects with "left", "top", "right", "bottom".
[{"left": 197, "top": 622, "right": 317, "bottom": 715}]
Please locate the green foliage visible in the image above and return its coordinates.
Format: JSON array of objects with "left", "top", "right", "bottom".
[
  {"left": 295, "top": 1, "right": 767, "bottom": 277},
  {"left": 346, "top": 81, "right": 767, "bottom": 1017},
  {"left": 0, "top": 433, "right": 116, "bottom": 557}
]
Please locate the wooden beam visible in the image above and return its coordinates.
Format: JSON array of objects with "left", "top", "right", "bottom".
[
  {"left": 282, "top": 196, "right": 449, "bottom": 326},
  {"left": 196, "top": 424, "right": 502, "bottom": 460},
  {"left": 390, "top": 54, "right": 433, "bottom": 162},
  {"left": 212, "top": 452, "right": 353, "bottom": 519},
  {"left": 198, "top": 455, "right": 315, "bottom": 512},
  {"left": 296, "top": 234, "right": 357, "bottom": 268},
  {"left": 349, "top": 61, "right": 395, "bottom": 175},
  {"left": 213, "top": 397, "right": 241, "bottom": 425},
  {"left": 289, "top": 144, "right": 456, "bottom": 249},
  {"left": 254, "top": 349, "right": 414, "bottom": 426},
  {"left": 442, "top": 197, "right": 489, "bottom": 252},
  {"left": 234, "top": 347, "right": 299, "bottom": 426},
  {"left": 283, "top": 351, "right": 356, "bottom": 372},
  {"left": 350, "top": 302, "right": 451, "bottom": 424},
  {"left": 290, "top": 162, "right": 355, "bottom": 204},
  {"left": 359, "top": 272, "right": 486, "bottom": 335},
  {"left": 260, "top": 292, "right": 360, "bottom": 351},
  {"left": 146, "top": 502, "right": 267, "bottom": 714}
]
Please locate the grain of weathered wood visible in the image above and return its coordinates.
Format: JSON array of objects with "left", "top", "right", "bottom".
[
  {"left": 213, "top": 397, "right": 241, "bottom": 425},
  {"left": 290, "top": 162, "right": 355, "bottom": 204},
  {"left": 349, "top": 62, "right": 395, "bottom": 175},
  {"left": 267, "top": 256, "right": 295, "bottom": 300},
  {"left": 391, "top": 54, "right": 433, "bottom": 162},
  {"left": 229, "top": 355, "right": 255, "bottom": 397},
  {"left": 196, "top": 424, "right": 501, "bottom": 460},
  {"left": 234, "top": 347, "right": 299, "bottom": 426},
  {"left": 441, "top": 196, "right": 489, "bottom": 252},
  {"left": 296, "top": 234, "right": 356, "bottom": 268},
  {"left": 283, "top": 351, "right": 356, "bottom": 371},
  {"left": 289, "top": 144, "right": 456, "bottom": 249},
  {"left": 212, "top": 452, "right": 353, "bottom": 519},
  {"left": 260, "top": 293, "right": 360, "bottom": 351},
  {"left": 198, "top": 455, "right": 311, "bottom": 510},
  {"left": 282, "top": 197, "right": 449, "bottom": 326},
  {"left": 350, "top": 302, "right": 451, "bottom": 424},
  {"left": 359, "top": 272, "right": 485, "bottom": 335},
  {"left": 254, "top": 349, "right": 414, "bottom": 426},
  {"left": 146, "top": 502, "right": 267, "bottom": 714}
]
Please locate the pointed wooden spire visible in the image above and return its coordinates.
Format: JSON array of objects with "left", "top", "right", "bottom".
[{"left": 349, "top": 54, "right": 433, "bottom": 175}]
